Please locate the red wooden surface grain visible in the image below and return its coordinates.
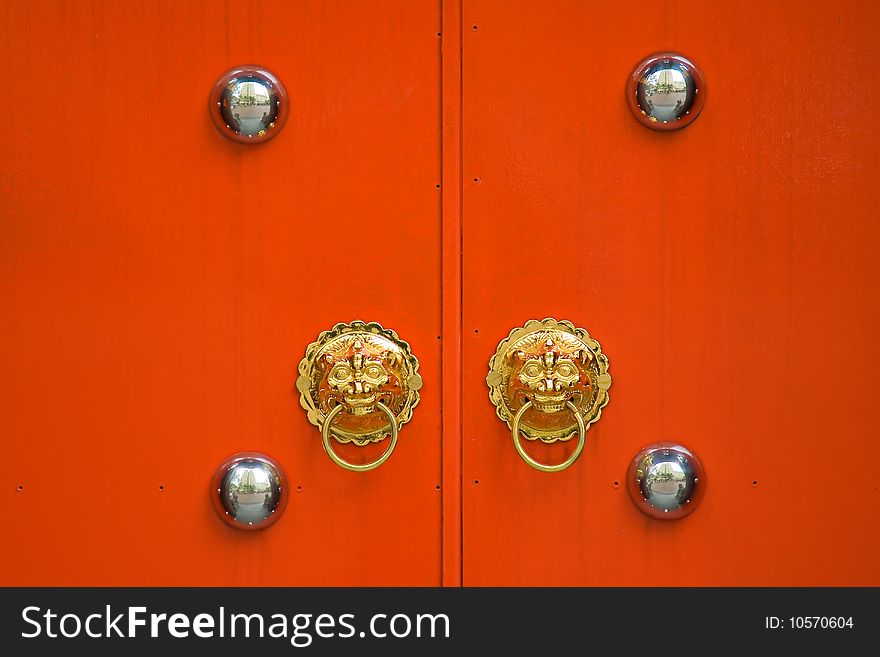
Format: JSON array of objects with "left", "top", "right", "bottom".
[
  {"left": 461, "top": 0, "right": 880, "bottom": 585},
  {"left": 2, "top": 0, "right": 879, "bottom": 587},
  {"left": 0, "top": 0, "right": 443, "bottom": 585}
]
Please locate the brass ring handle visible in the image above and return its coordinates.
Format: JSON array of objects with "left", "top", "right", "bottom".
[
  {"left": 298, "top": 321, "right": 422, "bottom": 473},
  {"left": 487, "top": 319, "right": 611, "bottom": 472},
  {"left": 321, "top": 402, "right": 399, "bottom": 472},
  {"left": 511, "top": 400, "right": 586, "bottom": 473}
]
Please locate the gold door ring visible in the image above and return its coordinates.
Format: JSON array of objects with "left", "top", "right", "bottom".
[
  {"left": 321, "top": 402, "right": 399, "bottom": 472},
  {"left": 297, "top": 321, "right": 422, "bottom": 473},
  {"left": 487, "top": 318, "right": 611, "bottom": 473},
  {"left": 511, "top": 400, "right": 586, "bottom": 473}
]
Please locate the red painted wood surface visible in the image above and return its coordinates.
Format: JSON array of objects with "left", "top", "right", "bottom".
[
  {"left": 2, "top": 0, "right": 879, "bottom": 588},
  {"left": 0, "top": 0, "right": 443, "bottom": 585},
  {"left": 461, "top": 0, "right": 880, "bottom": 585}
]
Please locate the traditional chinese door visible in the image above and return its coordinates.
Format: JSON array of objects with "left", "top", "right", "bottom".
[
  {"left": 2, "top": 0, "right": 879, "bottom": 589},
  {"left": 0, "top": 0, "right": 443, "bottom": 586},
  {"left": 459, "top": 0, "right": 880, "bottom": 585}
]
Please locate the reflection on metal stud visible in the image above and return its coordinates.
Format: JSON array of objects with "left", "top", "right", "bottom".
[
  {"left": 210, "top": 66, "right": 288, "bottom": 143},
  {"left": 627, "top": 443, "right": 705, "bottom": 519},
  {"left": 627, "top": 53, "right": 706, "bottom": 130},
  {"left": 211, "top": 452, "right": 288, "bottom": 530}
]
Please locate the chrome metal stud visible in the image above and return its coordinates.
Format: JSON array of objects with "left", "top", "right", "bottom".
[
  {"left": 211, "top": 452, "right": 289, "bottom": 529},
  {"left": 210, "top": 66, "right": 288, "bottom": 143},
  {"left": 627, "top": 53, "right": 706, "bottom": 130},
  {"left": 627, "top": 443, "right": 705, "bottom": 519}
]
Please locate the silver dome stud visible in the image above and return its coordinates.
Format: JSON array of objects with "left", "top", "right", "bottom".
[
  {"left": 211, "top": 452, "right": 289, "bottom": 530},
  {"left": 210, "top": 66, "right": 289, "bottom": 143},
  {"left": 627, "top": 443, "right": 705, "bottom": 519},
  {"left": 627, "top": 53, "right": 706, "bottom": 130}
]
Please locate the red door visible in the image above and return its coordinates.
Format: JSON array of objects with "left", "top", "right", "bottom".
[
  {"left": 461, "top": 0, "right": 880, "bottom": 585},
  {"left": 1, "top": 0, "right": 442, "bottom": 586},
  {"left": 2, "top": 0, "right": 878, "bottom": 588}
]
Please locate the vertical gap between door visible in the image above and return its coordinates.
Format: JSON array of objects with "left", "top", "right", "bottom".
[{"left": 440, "top": 0, "right": 464, "bottom": 587}]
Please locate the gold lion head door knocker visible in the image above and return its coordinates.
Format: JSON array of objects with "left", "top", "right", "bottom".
[
  {"left": 297, "top": 321, "right": 423, "bottom": 472},
  {"left": 487, "top": 319, "right": 611, "bottom": 472}
]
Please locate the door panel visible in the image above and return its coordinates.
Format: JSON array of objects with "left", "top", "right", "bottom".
[
  {"left": 461, "top": 0, "right": 880, "bottom": 585},
  {"left": 0, "top": 0, "right": 442, "bottom": 585}
]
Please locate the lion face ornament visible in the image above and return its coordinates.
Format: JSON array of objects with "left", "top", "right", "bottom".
[
  {"left": 487, "top": 318, "right": 611, "bottom": 472},
  {"left": 320, "top": 342, "right": 397, "bottom": 417},
  {"left": 510, "top": 338, "right": 592, "bottom": 415}
]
